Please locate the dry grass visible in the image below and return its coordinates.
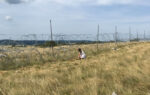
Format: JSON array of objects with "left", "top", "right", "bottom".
[{"left": 0, "top": 42, "right": 150, "bottom": 95}]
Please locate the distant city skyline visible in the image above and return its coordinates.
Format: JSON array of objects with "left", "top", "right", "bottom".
[{"left": 0, "top": 0, "right": 150, "bottom": 35}]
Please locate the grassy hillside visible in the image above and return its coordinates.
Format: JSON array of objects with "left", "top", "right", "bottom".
[{"left": 0, "top": 42, "right": 150, "bottom": 95}]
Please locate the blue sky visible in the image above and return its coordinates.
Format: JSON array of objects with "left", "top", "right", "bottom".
[{"left": 0, "top": 0, "right": 150, "bottom": 35}]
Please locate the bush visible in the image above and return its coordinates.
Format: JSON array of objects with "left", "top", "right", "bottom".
[{"left": 41, "top": 41, "right": 57, "bottom": 47}]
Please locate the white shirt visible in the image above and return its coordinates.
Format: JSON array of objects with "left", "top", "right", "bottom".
[{"left": 80, "top": 50, "right": 86, "bottom": 59}]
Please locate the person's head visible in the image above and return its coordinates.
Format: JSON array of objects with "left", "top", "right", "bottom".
[{"left": 78, "top": 48, "right": 82, "bottom": 53}]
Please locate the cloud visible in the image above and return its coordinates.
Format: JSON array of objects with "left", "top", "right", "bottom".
[
  {"left": 5, "top": 16, "right": 13, "bottom": 21},
  {"left": 0, "top": 0, "right": 4, "bottom": 3},
  {"left": 47, "top": 0, "right": 149, "bottom": 6},
  {"left": 5, "top": 0, "right": 23, "bottom": 4},
  {"left": 97, "top": 0, "right": 136, "bottom": 5},
  {"left": 2, "top": 0, "right": 149, "bottom": 6},
  {"left": 4, "top": 0, "right": 33, "bottom": 4},
  {"left": 2, "top": 0, "right": 134, "bottom": 5}
]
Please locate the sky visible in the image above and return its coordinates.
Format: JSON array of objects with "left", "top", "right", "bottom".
[{"left": 0, "top": 0, "right": 150, "bottom": 36}]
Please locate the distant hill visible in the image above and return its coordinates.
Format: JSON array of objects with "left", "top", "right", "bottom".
[{"left": 0, "top": 40, "right": 96, "bottom": 46}]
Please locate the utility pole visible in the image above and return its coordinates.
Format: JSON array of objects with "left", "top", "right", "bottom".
[
  {"left": 144, "top": 30, "right": 146, "bottom": 41},
  {"left": 129, "top": 26, "right": 131, "bottom": 42},
  {"left": 136, "top": 30, "right": 139, "bottom": 41},
  {"left": 115, "top": 26, "right": 118, "bottom": 46},
  {"left": 97, "top": 24, "right": 100, "bottom": 51},
  {"left": 50, "top": 20, "right": 54, "bottom": 56},
  {"left": 50, "top": 20, "right": 53, "bottom": 41}
]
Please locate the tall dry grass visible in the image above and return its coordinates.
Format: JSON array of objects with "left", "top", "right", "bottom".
[
  {"left": 0, "top": 42, "right": 150, "bottom": 95},
  {"left": 0, "top": 43, "right": 116, "bottom": 70}
]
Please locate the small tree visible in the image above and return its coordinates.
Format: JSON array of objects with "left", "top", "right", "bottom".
[{"left": 43, "top": 41, "right": 56, "bottom": 47}]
